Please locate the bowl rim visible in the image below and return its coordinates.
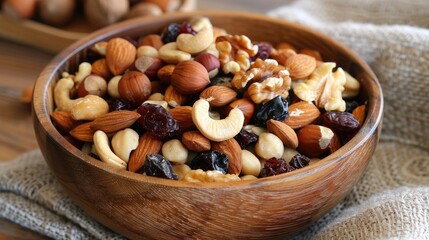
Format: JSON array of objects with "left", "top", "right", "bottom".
[{"left": 33, "top": 10, "right": 383, "bottom": 188}]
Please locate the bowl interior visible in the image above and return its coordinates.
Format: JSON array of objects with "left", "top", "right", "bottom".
[{"left": 33, "top": 11, "right": 383, "bottom": 186}]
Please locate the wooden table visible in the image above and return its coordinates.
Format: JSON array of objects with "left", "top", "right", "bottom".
[{"left": 0, "top": 0, "right": 286, "bottom": 238}]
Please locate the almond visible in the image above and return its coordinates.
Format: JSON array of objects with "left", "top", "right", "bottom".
[
  {"left": 69, "top": 122, "right": 95, "bottom": 142},
  {"left": 200, "top": 85, "right": 237, "bottom": 107},
  {"left": 267, "top": 119, "right": 298, "bottom": 149},
  {"left": 106, "top": 37, "right": 136, "bottom": 75},
  {"left": 352, "top": 104, "right": 366, "bottom": 126},
  {"left": 211, "top": 138, "right": 242, "bottom": 174},
  {"left": 164, "top": 85, "right": 189, "bottom": 107},
  {"left": 285, "top": 54, "right": 316, "bottom": 79},
  {"left": 283, "top": 101, "right": 320, "bottom": 129},
  {"left": 51, "top": 111, "right": 80, "bottom": 132},
  {"left": 182, "top": 131, "right": 211, "bottom": 152},
  {"left": 169, "top": 106, "right": 196, "bottom": 131},
  {"left": 138, "top": 34, "right": 163, "bottom": 50},
  {"left": 91, "top": 58, "right": 111, "bottom": 79},
  {"left": 128, "top": 132, "right": 163, "bottom": 172},
  {"left": 90, "top": 110, "right": 141, "bottom": 133},
  {"left": 297, "top": 124, "right": 334, "bottom": 158}
]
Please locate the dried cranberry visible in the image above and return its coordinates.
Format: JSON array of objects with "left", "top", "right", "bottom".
[
  {"left": 189, "top": 151, "right": 229, "bottom": 174},
  {"left": 143, "top": 154, "right": 178, "bottom": 180},
  {"left": 259, "top": 158, "right": 295, "bottom": 178},
  {"left": 289, "top": 154, "right": 310, "bottom": 169},
  {"left": 137, "top": 103, "right": 180, "bottom": 140},
  {"left": 161, "top": 23, "right": 181, "bottom": 43},
  {"left": 320, "top": 111, "right": 360, "bottom": 135},
  {"left": 251, "top": 42, "right": 273, "bottom": 61},
  {"left": 252, "top": 96, "right": 289, "bottom": 126},
  {"left": 109, "top": 99, "right": 131, "bottom": 112},
  {"left": 234, "top": 129, "right": 258, "bottom": 148},
  {"left": 179, "top": 22, "right": 197, "bottom": 35}
]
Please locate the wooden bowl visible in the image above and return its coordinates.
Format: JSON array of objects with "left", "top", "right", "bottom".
[{"left": 33, "top": 11, "right": 383, "bottom": 239}]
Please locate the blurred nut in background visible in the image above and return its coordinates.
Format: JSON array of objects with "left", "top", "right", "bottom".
[
  {"left": 2, "top": 0, "right": 37, "bottom": 19},
  {"left": 126, "top": 2, "right": 162, "bottom": 19},
  {"left": 84, "top": 0, "right": 129, "bottom": 28},
  {"left": 39, "top": 0, "right": 76, "bottom": 26}
]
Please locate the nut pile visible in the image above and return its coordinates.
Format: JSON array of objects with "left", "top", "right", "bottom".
[{"left": 50, "top": 16, "right": 366, "bottom": 182}]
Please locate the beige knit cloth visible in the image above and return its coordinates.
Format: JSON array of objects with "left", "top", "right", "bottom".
[{"left": 1, "top": 0, "right": 429, "bottom": 239}]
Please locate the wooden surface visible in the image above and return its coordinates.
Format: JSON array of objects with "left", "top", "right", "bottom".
[
  {"left": 0, "top": 1, "right": 377, "bottom": 239},
  {"left": 33, "top": 11, "right": 382, "bottom": 240}
]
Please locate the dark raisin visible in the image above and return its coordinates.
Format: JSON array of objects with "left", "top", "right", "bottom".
[
  {"left": 209, "top": 75, "right": 233, "bottom": 87},
  {"left": 234, "top": 129, "right": 258, "bottom": 148},
  {"left": 289, "top": 154, "right": 310, "bottom": 169},
  {"left": 137, "top": 103, "right": 180, "bottom": 140},
  {"left": 345, "top": 100, "right": 359, "bottom": 113},
  {"left": 179, "top": 22, "right": 197, "bottom": 35},
  {"left": 143, "top": 154, "right": 178, "bottom": 180},
  {"left": 109, "top": 99, "right": 131, "bottom": 112},
  {"left": 189, "top": 151, "right": 229, "bottom": 174},
  {"left": 252, "top": 96, "right": 289, "bottom": 126},
  {"left": 161, "top": 23, "right": 181, "bottom": 43},
  {"left": 320, "top": 111, "right": 360, "bottom": 135},
  {"left": 251, "top": 42, "right": 273, "bottom": 61},
  {"left": 259, "top": 158, "right": 295, "bottom": 178}
]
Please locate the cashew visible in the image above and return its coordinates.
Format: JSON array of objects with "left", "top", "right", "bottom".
[
  {"left": 158, "top": 42, "right": 191, "bottom": 64},
  {"left": 107, "top": 75, "right": 122, "bottom": 98},
  {"left": 162, "top": 139, "right": 188, "bottom": 164},
  {"left": 205, "top": 43, "right": 219, "bottom": 58},
  {"left": 255, "top": 132, "right": 284, "bottom": 159},
  {"left": 176, "top": 27, "right": 213, "bottom": 54},
  {"left": 75, "top": 62, "right": 92, "bottom": 84},
  {"left": 93, "top": 130, "right": 127, "bottom": 169},
  {"left": 54, "top": 77, "right": 80, "bottom": 112},
  {"left": 190, "top": 16, "right": 213, "bottom": 32},
  {"left": 243, "top": 124, "right": 268, "bottom": 136},
  {"left": 148, "top": 92, "right": 164, "bottom": 101},
  {"left": 70, "top": 95, "right": 109, "bottom": 120},
  {"left": 112, "top": 128, "right": 139, "bottom": 163},
  {"left": 143, "top": 100, "right": 169, "bottom": 109},
  {"left": 137, "top": 45, "right": 159, "bottom": 58},
  {"left": 241, "top": 150, "right": 261, "bottom": 177},
  {"left": 192, "top": 99, "right": 244, "bottom": 142},
  {"left": 94, "top": 41, "right": 107, "bottom": 56}
]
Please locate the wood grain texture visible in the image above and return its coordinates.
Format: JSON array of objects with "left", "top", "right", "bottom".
[{"left": 32, "top": 11, "right": 383, "bottom": 239}]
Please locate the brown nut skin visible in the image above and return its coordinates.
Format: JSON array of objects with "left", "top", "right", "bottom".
[
  {"left": 182, "top": 131, "right": 211, "bottom": 152},
  {"left": 226, "top": 98, "right": 255, "bottom": 125},
  {"left": 2, "top": 0, "right": 37, "bottom": 19},
  {"left": 211, "top": 138, "right": 242, "bottom": 175},
  {"left": 169, "top": 106, "right": 196, "bottom": 132},
  {"left": 170, "top": 60, "right": 210, "bottom": 94},
  {"left": 194, "top": 52, "right": 220, "bottom": 73},
  {"left": 118, "top": 71, "right": 151, "bottom": 106},
  {"left": 39, "top": 0, "right": 75, "bottom": 26},
  {"left": 77, "top": 75, "right": 107, "bottom": 98},
  {"left": 138, "top": 34, "right": 164, "bottom": 50},
  {"left": 157, "top": 64, "right": 175, "bottom": 84},
  {"left": 91, "top": 58, "right": 111, "bottom": 80},
  {"left": 134, "top": 55, "right": 164, "bottom": 79},
  {"left": 106, "top": 37, "right": 137, "bottom": 75},
  {"left": 297, "top": 124, "right": 334, "bottom": 158}
]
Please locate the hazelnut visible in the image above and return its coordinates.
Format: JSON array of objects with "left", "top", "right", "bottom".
[
  {"left": 2, "top": 0, "right": 37, "bottom": 19},
  {"left": 194, "top": 52, "right": 220, "bottom": 78},
  {"left": 134, "top": 55, "right": 164, "bottom": 79},
  {"left": 226, "top": 98, "right": 255, "bottom": 125},
  {"left": 171, "top": 61, "right": 210, "bottom": 94},
  {"left": 118, "top": 71, "right": 151, "bottom": 106},
  {"left": 77, "top": 75, "right": 107, "bottom": 98},
  {"left": 39, "top": 0, "right": 75, "bottom": 26},
  {"left": 126, "top": 2, "right": 162, "bottom": 19},
  {"left": 297, "top": 125, "right": 334, "bottom": 158},
  {"left": 138, "top": 34, "right": 164, "bottom": 50},
  {"left": 84, "top": 0, "right": 129, "bottom": 28}
]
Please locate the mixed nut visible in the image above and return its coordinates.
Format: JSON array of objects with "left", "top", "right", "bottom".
[{"left": 50, "top": 16, "right": 366, "bottom": 182}]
